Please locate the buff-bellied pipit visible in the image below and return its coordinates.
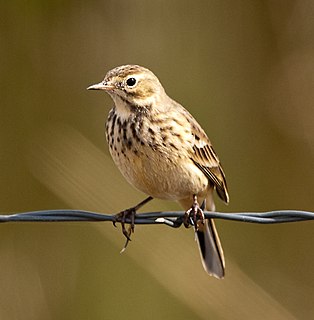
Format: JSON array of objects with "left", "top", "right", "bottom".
[{"left": 87, "top": 65, "right": 229, "bottom": 278}]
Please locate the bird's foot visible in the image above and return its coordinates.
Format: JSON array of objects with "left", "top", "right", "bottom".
[
  {"left": 113, "top": 196, "right": 153, "bottom": 252},
  {"left": 183, "top": 195, "right": 205, "bottom": 231},
  {"left": 113, "top": 207, "right": 136, "bottom": 251}
]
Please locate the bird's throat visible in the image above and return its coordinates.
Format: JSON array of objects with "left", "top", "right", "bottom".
[{"left": 111, "top": 95, "right": 135, "bottom": 120}]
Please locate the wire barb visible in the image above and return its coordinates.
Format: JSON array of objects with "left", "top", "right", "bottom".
[{"left": 0, "top": 209, "right": 313, "bottom": 225}]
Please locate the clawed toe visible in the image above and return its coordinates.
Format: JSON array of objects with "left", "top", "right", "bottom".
[
  {"left": 183, "top": 195, "right": 205, "bottom": 231},
  {"left": 113, "top": 196, "right": 153, "bottom": 252},
  {"left": 113, "top": 208, "right": 136, "bottom": 250}
]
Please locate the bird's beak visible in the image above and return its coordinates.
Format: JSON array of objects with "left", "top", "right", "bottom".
[{"left": 87, "top": 81, "right": 115, "bottom": 91}]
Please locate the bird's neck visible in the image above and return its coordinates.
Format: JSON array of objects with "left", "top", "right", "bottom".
[
  {"left": 111, "top": 94, "right": 152, "bottom": 121},
  {"left": 111, "top": 95, "right": 135, "bottom": 120}
]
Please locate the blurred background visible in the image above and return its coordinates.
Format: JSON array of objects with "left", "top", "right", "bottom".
[{"left": 1, "top": 1, "right": 314, "bottom": 319}]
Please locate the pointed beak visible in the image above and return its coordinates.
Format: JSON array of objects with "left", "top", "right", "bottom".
[{"left": 87, "top": 81, "right": 115, "bottom": 91}]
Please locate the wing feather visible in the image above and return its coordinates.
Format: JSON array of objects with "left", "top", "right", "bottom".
[
  {"left": 190, "top": 122, "right": 229, "bottom": 203},
  {"left": 170, "top": 102, "right": 229, "bottom": 203}
]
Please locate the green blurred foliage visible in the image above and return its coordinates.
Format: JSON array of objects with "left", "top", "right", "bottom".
[{"left": 1, "top": 1, "right": 314, "bottom": 319}]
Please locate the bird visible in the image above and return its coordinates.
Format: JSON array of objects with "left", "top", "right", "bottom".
[{"left": 87, "top": 65, "right": 229, "bottom": 278}]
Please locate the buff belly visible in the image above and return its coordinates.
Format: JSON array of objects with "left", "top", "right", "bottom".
[{"left": 110, "top": 145, "right": 209, "bottom": 201}]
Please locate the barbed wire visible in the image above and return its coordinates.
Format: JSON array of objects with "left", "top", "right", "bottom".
[{"left": 0, "top": 209, "right": 313, "bottom": 228}]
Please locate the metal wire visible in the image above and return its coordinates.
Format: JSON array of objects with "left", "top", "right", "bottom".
[{"left": 0, "top": 209, "right": 313, "bottom": 228}]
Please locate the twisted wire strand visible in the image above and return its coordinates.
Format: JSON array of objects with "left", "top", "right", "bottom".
[{"left": 0, "top": 209, "right": 313, "bottom": 228}]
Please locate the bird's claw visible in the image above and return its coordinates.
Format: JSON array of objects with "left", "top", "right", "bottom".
[
  {"left": 183, "top": 195, "right": 205, "bottom": 231},
  {"left": 113, "top": 207, "right": 137, "bottom": 251},
  {"left": 112, "top": 196, "right": 153, "bottom": 252}
]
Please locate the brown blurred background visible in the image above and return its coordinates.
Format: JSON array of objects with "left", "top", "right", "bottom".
[{"left": 1, "top": 1, "right": 314, "bottom": 319}]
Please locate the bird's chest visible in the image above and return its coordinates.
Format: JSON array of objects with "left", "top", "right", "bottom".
[{"left": 105, "top": 109, "right": 207, "bottom": 199}]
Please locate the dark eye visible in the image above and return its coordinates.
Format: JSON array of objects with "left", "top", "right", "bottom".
[{"left": 126, "top": 77, "right": 137, "bottom": 87}]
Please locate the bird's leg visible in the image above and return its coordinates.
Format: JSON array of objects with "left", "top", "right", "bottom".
[
  {"left": 113, "top": 196, "right": 153, "bottom": 251},
  {"left": 183, "top": 195, "right": 205, "bottom": 231}
]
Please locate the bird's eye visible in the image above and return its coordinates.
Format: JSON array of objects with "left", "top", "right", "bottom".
[{"left": 126, "top": 77, "right": 137, "bottom": 87}]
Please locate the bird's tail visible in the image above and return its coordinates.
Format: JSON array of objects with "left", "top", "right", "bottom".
[
  {"left": 196, "top": 218, "right": 225, "bottom": 278},
  {"left": 180, "top": 192, "right": 225, "bottom": 278},
  {"left": 196, "top": 192, "right": 225, "bottom": 278}
]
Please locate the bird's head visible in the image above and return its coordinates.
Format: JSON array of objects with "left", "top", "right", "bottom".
[{"left": 87, "top": 65, "right": 166, "bottom": 110}]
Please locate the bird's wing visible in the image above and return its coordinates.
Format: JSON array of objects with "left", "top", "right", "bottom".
[{"left": 187, "top": 112, "right": 229, "bottom": 204}]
